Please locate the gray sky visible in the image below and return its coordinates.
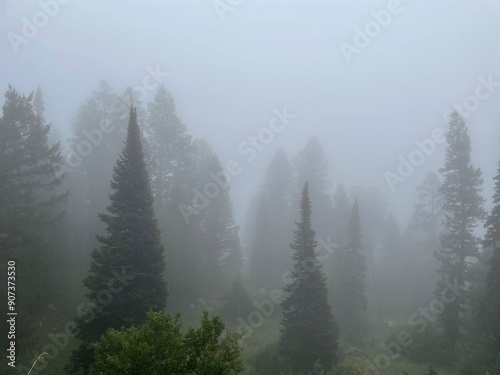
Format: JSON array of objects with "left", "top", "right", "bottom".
[{"left": 1, "top": 0, "right": 500, "bottom": 227}]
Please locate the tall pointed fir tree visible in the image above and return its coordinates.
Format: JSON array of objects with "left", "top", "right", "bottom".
[
  {"left": 32, "top": 85, "right": 62, "bottom": 147},
  {"left": 145, "top": 85, "right": 194, "bottom": 209},
  {"left": 65, "top": 80, "right": 125, "bottom": 276},
  {"left": 331, "top": 199, "right": 367, "bottom": 344},
  {"left": 293, "top": 137, "right": 333, "bottom": 241},
  {"left": 481, "top": 159, "right": 500, "bottom": 360},
  {"left": 189, "top": 140, "right": 242, "bottom": 299},
  {"left": 69, "top": 107, "right": 167, "bottom": 374},
  {"left": 404, "top": 172, "right": 443, "bottom": 310},
  {"left": 410, "top": 171, "right": 443, "bottom": 242},
  {"left": 0, "top": 85, "right": 65, "bottom": 354},
  {"left": 248, "top": 150, "right": 293, "bottom": 288},
  {"left": 279, "top": 183, "right": 338, "bottom": 373},
  {"left": 435, "top": 111, "right": 485, "bottom": 351}
]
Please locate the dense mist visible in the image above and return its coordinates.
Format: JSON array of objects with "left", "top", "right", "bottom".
[{"left": 1, "top": 1, "right": 499, "bottom": 375}]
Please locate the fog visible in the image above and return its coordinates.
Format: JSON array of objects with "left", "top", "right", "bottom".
[
  {"left": 2, "top": 0, "right": 499, "bottom": 225},
  {"left": 1, "top": 1, "right": 500, "bottom": 374}
]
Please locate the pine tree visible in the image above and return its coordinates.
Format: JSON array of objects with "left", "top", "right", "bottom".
[
  {"left": 482, "top": 159, "right": 500, "bottom": 355},
  {"left": 33, "top": 86, "right": 62, "bottom": 147},
  {"left": 192, "top": 140, "right": 242, "bottom": 296},
  {"left": 402, "top": 173, "right": 443, "bottom": 312},
  {"left": 293, "top": 137, "right": 333, "bottom": 241},
  {"left": 435, "top": 111, "right": 485, "bottom": 350},
  {"left": 65, "top": 80, "right": 125, "bottom": 265},
  {"left": 0, "top": 85, "right": 65, "bottom": 352},
  {"left": 248, "top": 150, "right": 293, "bottom": 288},
  {"left": 331, "top": 199, "right": 367, "bottom": 344},
  {"left": 279, "top": 183, "right": 338, "bottom": 373},
  {"left": 69, "top": 107, "right": 167, "bottom": 374},
  {"left": 410, "top": 171, "right": 443, "bottom": 242},
  {"left": 261, "top": 150, "right": 293, "bottom": 271},
  {"left": 145, "top": 85, "right": 193, "bottom": 209}
]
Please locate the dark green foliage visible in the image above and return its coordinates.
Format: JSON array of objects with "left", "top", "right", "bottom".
[
  {"left": 280, "top": 183, "right": 339, "bottom": 373},
  {"left": 435, "top": 112, "right": 485, "bottom": 350},
  {"left": 0, "top": 85, "right": 65, "bottom": 352},
  {"left": 69, "top": 107, "right": 167, "bottom": 374},
  {"left": 483, "top": 159, "right": 500, "bottom": 353},
  {"left": 462, "top": 159, "right": 500, "bottom": 374},
  {"left": 331, "top": 200, "right": 367, "bottom": 344},
  {"left": 89, "top": 311, "right": 244, "bottom": 375}
]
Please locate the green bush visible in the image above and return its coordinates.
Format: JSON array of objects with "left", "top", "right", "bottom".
[{"left": 89, "top": 311, "right": 243, "bottom": 375}]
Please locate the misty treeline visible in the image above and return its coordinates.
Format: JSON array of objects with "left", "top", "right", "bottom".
[{"left": 0, "top": 82, "right": 498, "bottom": 375}]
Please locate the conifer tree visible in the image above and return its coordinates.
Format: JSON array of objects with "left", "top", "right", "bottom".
[
  {"left": 293, "top": 137, "right": 333, "bottom": 241},
  {"left": 435, "top": 111, "right": 485, "bottom": 350},
  {"left": 0, "top": 85, "right": 65, "bottom": 352},
  {"left": 279, "top": 183, "right": 338, "bottom": 373},
  {"left": 69, "top": 107, "right": 167, "bottom": 374},
  {"left": 248, "top": 150, "right": 293, "bottom": 288},
  {"left": 66, "top": 81, "right": 124, "bottom": 262},
  {"left": 482, "top": 159, "right": 500, "bottom": 355},
  {"left": 192, "top": 140, "right": 242, "bottom": 296},
  {"left": 145, "top": 85, "right": 193, "bottom": 208},
  {"left": 331, "top": 200, "right": 367, "bottom": 344},
  {"left": 410, "top": 171, "right": 443, "bottom": 242}
]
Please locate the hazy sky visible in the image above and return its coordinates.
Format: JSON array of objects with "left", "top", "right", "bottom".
[{"left": 1, "top": 0, "right": 500, "bottom": 227}]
